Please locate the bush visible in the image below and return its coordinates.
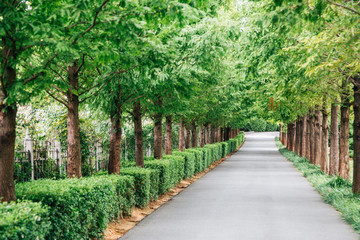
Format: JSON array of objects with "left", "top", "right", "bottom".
[
  {"left": 0, "top": 201, "right": 50, "bottom": 240},
  {"left": 96, "top": 174, "right": 136, "bottom": 217},
  {"left": 148, "top": 169, "right": 160, "bottom": 201},
  {"left": 220, "top": 142, "right": 230, "bottom": 157},
  {"left": 121, "top": 167, "right": 152, "bottom": 207},
  {"left": 185, "top": 149, "right": 204, "bottom": 174},
  {"left": 172, "top": 151, "right": 195, "bottom": 178},
  {"left": 144, "top": 160, "right": 171, "bottom": 195},
  {"left": 163, "top": 155, "right": 185, "bottom": 184},
  {"left": 16, "top": 178, "right": 118, "bottom": 240}
]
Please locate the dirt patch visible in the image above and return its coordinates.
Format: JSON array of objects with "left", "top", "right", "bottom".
[{"left": 104, "top": 140, "right": 245, "bottom": 240}]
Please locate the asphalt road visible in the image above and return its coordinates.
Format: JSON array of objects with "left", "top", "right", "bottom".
[{"left": 120, "top": 132, "right": 358, "bottom": 240}]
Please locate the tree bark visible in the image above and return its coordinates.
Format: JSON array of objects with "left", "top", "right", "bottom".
[
  {"left": 329, "top": 103, "right": 339, "bottom": 175},
  {"left": 205, "top": 124, "right": 210, "bottom": 144},
  {"left": 191, "top": 121, "right": 197, "bottom": 147},
  {"left": 165, "top": 116, "right": 172, "bottom": 155},
  {"left": 305, "top": 112, "right": 311, "bottom": 160},
  {"left": 309, "top": 110, "right": 315, "bottom": 164},
  {"left": 133, "top": 101, "right": 144, "bottom": 167},
  {"left": 209, "top": 125, "right": 215, "bottom": 143},
  {"left": 154, "top": 113, "right": 163, "bottom": 159},
  {"left": 353, "top": 76, "right": 360, "bottom": 194},
  {"left": 224, "top": 127, "right": 230, "bottom": 141},
  {"left": 199, "top": 125, "right": 204, "bottom": 147},
  {"left": 286, "top": 123, "right": 292, "bottom": 151},
  {"left": 280, "top": 125, "right": 283, "bottom": 143},
  {"left": 67, "top": 63, "right": 82, "bottom": 178},
  {"left": 295, "top": 117, "right": 302, "bottom": 155},
  {"left": 314, "top": 108, "right": 322, "bottom": 165},
  {"left": 108, "top": 110, "right": 122, "bottom": 174},
  {"left": 320, "top": 104, "right": 329, "bottom": 173},
  {"left": 301, "top": 115, "right": 307, "bottom": 157},
  {"left": 185, "top": 125, "right": 191, "bottom": 149},
  {"left": 0, "top": 45, "right": 17, "bottom": 201},
  {"left": 219, "top": 127, "right": 223, "bottom": 142},
  {"left": 339, "top": 82, "right": 350, "bottom": 179},
  {"left": 179, "top": 118, "right": 185, "bottom": 151}
]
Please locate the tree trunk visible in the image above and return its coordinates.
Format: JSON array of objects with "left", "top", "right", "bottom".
[
  {"left": 301, "top": 115, "right": 307, "bottom": 157},
  {"left": 154, "top": 113, "right": 163, "bottom": 159},
  {"left": 305, "top": 112, "right": 311, "bottom": 160},
  {"left": 280, "top": 125, "right": 283, "bottom": 143},
  {"left": 210, "top": 125, "right": 216, "bottom": 143},
  {"left": 67, "top": 63, "right": 82, "bottom": 178},
  {"left": 353, "top": 76, "right": 360, "bottom": 194},
  {"left": 191, "top": 121, "right": 197, "bottom": 147},
  {"left": 205, "top": 124, "right": 210, "bottom": 144},
  {"left": 309, "top": 110, "right": 315, "bottom": 164},
  {"left": 339, "top": 82, "right": 350, "bottom": 179},
  {"left": 329, "top": 103, "right": 339, "bottom": 175},
  {"left": 179, "top": 118, "right": 185, "bottom": 151},
  {"left": 219, "top": 127, "right": 223, "bottom": 142},
  {"left": 224, "top": 127, "right": 230, "bottom": 141},
  {"left": 165, "top": 116, "right": 172, "bottom": 155},
  {"left": 200, "top": 125, "right": 204, "bottom": 147},
  {"left": 134, "top": 101, "right": 144, "bottom": 167},
  {"left": 185, "top": 125, "right": 191, "bottom": 149},
  {"left": 290, "top": 122, "right": 296, "bottom": 152},
  {"left": 286, "top": 123, "right": 292, "bottom": 151},
  {"left": 0, "top": 45, "right": 17, "bottom": 202},
  {"left": 108, "top": 110, "right": 122, "bottom": 174},
  {"left": 320, "top": 104, "right": 329, "bottom": 173},
  {"left": 314, "top": 108, "right": 322, "bottom": 165},
  {"left": 295, "top": 117, "right": 302, "bottom": 155}
]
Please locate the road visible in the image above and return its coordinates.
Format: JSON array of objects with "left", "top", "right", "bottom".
[{"left": 120, "top": 132, "right": 358, "bottom": 240}]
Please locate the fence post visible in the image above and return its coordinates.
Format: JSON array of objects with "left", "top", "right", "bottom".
[{"left": 24, "top": 128, "right": 34, "bottom": 180}]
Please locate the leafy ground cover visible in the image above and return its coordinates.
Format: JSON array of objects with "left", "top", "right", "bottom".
[{"left": 276, "top": 137, "right": 360, "bottom": 234}]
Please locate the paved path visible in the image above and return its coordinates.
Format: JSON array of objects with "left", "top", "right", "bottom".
[{"left": 121, "top": 132, "right": 358, "bottom": 240}]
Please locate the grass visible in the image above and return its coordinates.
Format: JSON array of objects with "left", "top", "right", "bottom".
[{"left": 275, "top": 137, "right": 360, "bottom": 234}]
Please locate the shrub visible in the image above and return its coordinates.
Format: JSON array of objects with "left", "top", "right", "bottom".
[
  {"left": 16, "top": 178, "right": 118, "bottom": 240},
  {"left": 144, "top": 160, "right": 171, "bottom": 195},
  {"left": 96, "top": 174, "right": 136, "bottom": 217},
  {"left": 0, "top": 201, "right": 50, "bottom": 240},
  {"left": 185, "top": 149, "right": 204, "bottom": 174},
  {"left": 172, "top": 151, "right": 195, "bottom": 178},
  {"left": 163, "top": 155, "right": 185, "bottom": 184},
  {"left": 220, "top": 142, "right": 229, "bottom": 157},
  {"left": 148, "top": 169, "right": 160, "bottom": 201},
  {"left": 121, "top": 167, "right": 152, "bottom": 207}
]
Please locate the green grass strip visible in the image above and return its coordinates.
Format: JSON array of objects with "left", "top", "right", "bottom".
[{"left": 275, "top": 137, "right": 360, "bottom": 234}]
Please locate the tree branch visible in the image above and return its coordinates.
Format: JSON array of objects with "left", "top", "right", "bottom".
[
  {"left": 326, "top": 0, "right": 360, "bottom": 15},
  {"left": 46, "top": 89, "right": 69, "bottom": 109},
  {"left": 75, "top": 54, "right": 86, "bottom": 75}
]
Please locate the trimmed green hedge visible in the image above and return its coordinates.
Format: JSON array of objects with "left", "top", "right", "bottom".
[
  {"left": 16, "top": 178, "right": 118, "bottom": 240},
  {"left": 185, "top": 149, "right": 204, "bottom": 173},
  {"left": 145, "top": 160, "right": 171, "bottom": 194},
  {"left": 0, "top": 201, "right": 50, "bottom": 240},
  {"left": 163, "top": 155, "right": 185, "bottom": 184},
  {"left": 172, "top": 151, "right": 195, "bottom": 178},
  {"left": 121, "top": 167, "right": 152, "bottom": 207}
]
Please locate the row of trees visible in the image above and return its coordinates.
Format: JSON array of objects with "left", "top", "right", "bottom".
[
  {"left": 0, "top": 0, "right": 249, "bottom": 202},
  {"left": 240, "top": 0, "right": 359, "bottom": 193}
]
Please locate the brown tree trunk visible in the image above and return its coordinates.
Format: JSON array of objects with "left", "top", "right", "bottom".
[
  {"left": 67, "top": 63, "right": 82, "bottom": 178},
  {"left": 305, "top": 112, "right": 311, "bottom": 160},
  {"left": 295, "top": 117, "right": 302, "bottom": 155},
  {"left": 320, "top": 104, "right": 329, "bottom": 173},
  {"left": 205, "top": 124, "right": 210, "bottom": 144},
  {"left": 314, "top": 108, "right": 322, "bottom": 166},
  {"left": 0, "top": 45, "right": 17, "bottom": 202},
  {"left": 353, "top": 76, "right": 360, "bottom": 194},
  {"left": 210, "top": 125, "right": 216, "bottom": 143},
  {"left": 154, "top": 113, "right": 163, "bottom": 159},
  {"left": 329, "top": 103, "right": 339, "bottom": 175},
  {"left": 108, "top": 110, "right": 122, "bottom": 174},
  {"left": 133, "top": 101, "right": 144, "bottom": 167},
  {"left": 200, "top": 125, "right": 205, "bottom": 147},
  {"left": 191, "top": 121, "right": 197, "bottom": 147},
  {"left": 286, "top": 123, "right": 292, "bottom": 151},
  {"left": 339, "top": 82, "right": 350, "bottom": 179},
  {"left": 219, "top": 127, "right": 223, "bottom": 142},
  {"left": 179, "top": 118, "right": 185, "bottom": 151},
  {"left": 165, "top": 116, "right": 172, "bottom": 155},
  {"left": 280, "top": 125, "right": 283, "bottom": 143},
  {"left": 185, "top": 125, "right": 191, "bottom": 149},
  {"left": 309, "top": 110, "right": 315, "bottom": 164},
  {"left": 301, "top": 115, "right": 307, "bottom": 157},
  {"left": 224, "top": 127, "right": 229, "bottom": 141}
]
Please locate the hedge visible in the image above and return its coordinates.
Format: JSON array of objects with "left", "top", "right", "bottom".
[
  {"left": 0, "top": 201, "right": 50, "bottom": 240},
  {"left": 172, "top": 151, "right": 195, "bottom": 178},
  {"left": 16, "top": 178, "right": 118, "bottom": 240},
  {"left": 185, "top": 149, "right": 204, "bottom": 173},
  {"left": 163, "top": 155, "right": 185, "bottom": 184},
  {"left": 121, "top": 167, "right": 153, "bottom": 207}
]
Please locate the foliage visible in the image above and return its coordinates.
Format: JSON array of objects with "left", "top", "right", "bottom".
[
  {"left": 16, "top": 178, "right": 118, "bottom": 240},
  {"left": 172, "top": 151, "right": 196, "bottom": 178},
  {"left": 276, "top": 137, "right": 360, "bottom": 234},
  {"left": 186, "top": 149, "right": 205, "bottom": 173},
  {"left": 0, "top": 201, "right": 50, "bottom": 240}
]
